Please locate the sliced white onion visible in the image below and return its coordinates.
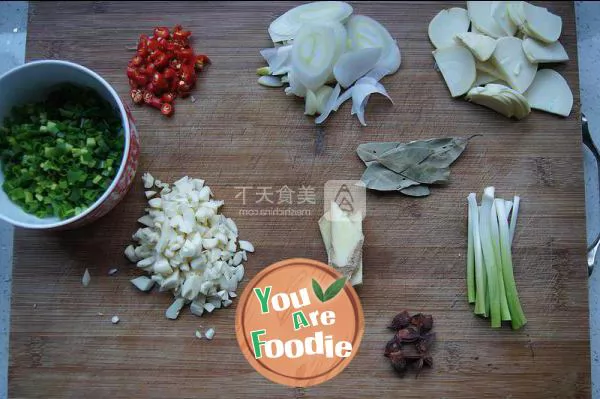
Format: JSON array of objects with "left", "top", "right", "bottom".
[
  {"left": 428, "top": 8, "right": 470, "bottom": 49},
  {"left": 333, "top": 47, "right": 382, "bottom": 88},
  {"left": 346, "top": 15, "right": 401, "bottom": 76},
  {"left": 315, "top": 83, "right": 342, "bottom": 124},
  {"left": 363, "top": 66, "right": 389, "bottom": 82},
  {"left": 315, "top": 86, "right": 334, "bottom": 114},
  {"left": 351, "top": 77, "right": 393, "bottom": 126},
  {"left": 257, "top": 75, "right": 283, "bottom": 88},
  {"left": 260, "top": 45, "right": 292, "bottom": 75},
  {"left": 333, "top": 87, "right": 353, "bottom": 111},
  {"left": 304, "top": 90, "right": 319, "bottom": 115},
  {"left": 284, "top": 71, "right": 307, "bottom": 98},
  {"left": 268, "top": 1, "right": 353, "bottom": 43},
  {"left": 291, "top": 22, "right": 340, "bottom": 90}
]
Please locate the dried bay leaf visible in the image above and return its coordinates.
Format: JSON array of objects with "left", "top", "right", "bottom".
[
  {"left": 413, "top": 137, "right": 470, "bottom": 169},
  {"left": 401, "top": 165, "right": 450, "bottom": 184},
  {"left": 376, "top": 146, "right": 433, "bottom": 174},
  {"left": 400, "top": 185, "right": 431, "bottom": 197},
  {"left": 357, "top": 142, "right": 405, "bottom": 165},
  {"left": 357, "top": 136, "right": 473, "bottom": 195},
  {"left": 360, "top": 162, "right": 420, "bottom": 191}
]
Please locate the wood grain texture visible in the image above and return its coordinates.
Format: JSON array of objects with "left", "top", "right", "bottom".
[{"left": 9, "top": 1, "right": 589, "bottom": 398}]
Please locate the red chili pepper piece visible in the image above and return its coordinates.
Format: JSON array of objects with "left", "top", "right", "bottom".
[
  {"left": 126, "top": 66, "right": 137, "bottom": 79},
  {"left": 145, "top": 82, "right": 157, "bottom": 95},
  {"left": 172, "top": 28, "right": 191, "bottom": 42},
  {"left": 180, "top": 64, "right": 196, "bottom": 85},
  {"left": 161, "top": 102, "right": 174, "bottom": 117},
  {"left": 128, "top": 79, "right": 138, "bottom": 89},
  {"left": 145, "top": 63, "right": 157, "bottom": 76},
  {"left": 153, "top": 52, "right": 169, "bottom": 69},
  {"left": 153, "top": 26, "right": 170, "bottom": 40},
  {"left": 152, "top": 72, "right": 169, "bottom": 90},
  {"left": 177, "top": 80, "right": 191, "bottom": 94},
  {"left": 161, "top": 92, "right": 176, "bottom": 103},
  {"left": 196, "top": 54, "right": 211, "bottom": 65},
  {"left": 176, "top": 48, "right": 195, "bottom": 63},
  {"left": 131, "top": 55, "right": 144, "bottom": 67},
  {"left": 164, "top": 67, "right": 177, "bottom": 81},
  {"left": 130, "top": 89, "right": 144, "bottom": 105},
  {"left": 133, "top": 71, "right": 148, "bottom": 86},
  {"left": 147, "top": 38, "right": 160, "bottom": 52}
]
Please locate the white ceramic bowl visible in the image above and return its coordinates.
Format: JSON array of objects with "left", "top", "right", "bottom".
[{"left": 0, "top": 60, "right": 140, "bottom": 229}]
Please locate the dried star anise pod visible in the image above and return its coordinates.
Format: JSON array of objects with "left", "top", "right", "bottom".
[
  {"left": 384, "top": 337, "right": 401, "bottom": 357},
  {"left": 416, "top": 332, "right": 436, "bottom": 354},
  {"left": 396, "top": 325, "right": 421, "bottom": 343},
  {"left": 410, "top": 313, "right": 434, "bottom": 332},
  {"left": 388, "top": 310, "right": 411, "bottom": 331},
  {"left": 388, "top": 350, "right": 407, "bottom": 374}
]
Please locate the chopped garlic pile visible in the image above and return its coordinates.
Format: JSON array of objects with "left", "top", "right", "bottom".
[{"left": 125, "top": 174, "right": 253, "bottom": 319}]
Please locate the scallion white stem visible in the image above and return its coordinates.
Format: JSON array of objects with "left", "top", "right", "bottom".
[
  {"left": 468, "top": 193, "right": 486, "bottom": 313},
  {"left": 496, "top": 197, "right": 527, "bottom": 329},
  {"left": 509, "top": 195, "right": 520, "bottom": 244},
  {"left": 493, "top": 199, "right": 511, "bottom": 321},
  {"left": 479, "top": 187, "right": 501, "bottom": 327}
]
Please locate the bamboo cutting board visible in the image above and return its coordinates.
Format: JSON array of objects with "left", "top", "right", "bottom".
[{"left": 9, "top": 1, "right": 590, "bottom": 398}]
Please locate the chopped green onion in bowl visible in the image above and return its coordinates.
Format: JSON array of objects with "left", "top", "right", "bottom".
[{"left": 0, "top": 84, "right": 124, "bottom": 220}]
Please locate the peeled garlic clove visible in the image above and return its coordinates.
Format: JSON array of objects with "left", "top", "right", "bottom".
[
  {"left": 82, "top": 268, "right": 91, "bottom": 287},
  {"left": 124, "top": 244, "right": 139, "bottom": 262},
  {"left": 205, "top": 328, "right": 215, "bottom": 340},
  {"left": 165, "top": 297, "right": 186, "bottom": 320},
  {"left": 130, "top": 276, "right": 155, "bottom": 292},
  {"left": 142, "top": 172, "right": 154, "bottom": 189},
  {"left": 238, "top": 240, "right": 254, "bottom": 253}
]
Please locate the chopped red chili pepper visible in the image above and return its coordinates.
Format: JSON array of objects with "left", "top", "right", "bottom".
[
  {"left": 152, "top": 72, "right": 169, "bottom": 90},
  {"left": 147, "top": 38, "right": 160, "bottom": 52},
  {"left": 164, "top": 67, "right": 177, "bottom": 81},
  {"left": 131, "top": 55, "right": 144, "bottom": 67},
  {"left": 175, "top": 47, "right": 195, "bottom": 63},
  {"left": 126, "top": 66, "right": 137, "bottom": 79},
  {"left": 133, "top": 71, "right": 148, "bottom": 87},
  {"left": 153, "top": 52, "right": 169, "bottom": 69},
  {"left": 127, "top": 24, "right": 209, "bottom": 116},
  {"left": 196, "top": 54, "right": 211, "bottom": 65},
  {"left": 153, "top": 27, "right": 170, "bottom": 40},
  {"left": 160, "top": 102, "right": 174, "bottom": 117},
  {"left": 161, "top": 92, "right": 176, "bottom": 103},
  {"left": 130, "top": 89, "right": 144, "bottom": 105}
]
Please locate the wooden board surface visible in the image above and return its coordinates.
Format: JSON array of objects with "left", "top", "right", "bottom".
[{"left": 9, "top": 1, "right": 589, "bottom": 398}]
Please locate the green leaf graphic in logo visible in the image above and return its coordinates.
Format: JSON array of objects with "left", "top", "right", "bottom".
[
  {"left": 312, "top": 277, "right": 347, "bottom": 303},
  {"left": 312, "top": 279, "right": 325, "bottom": 302}
]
